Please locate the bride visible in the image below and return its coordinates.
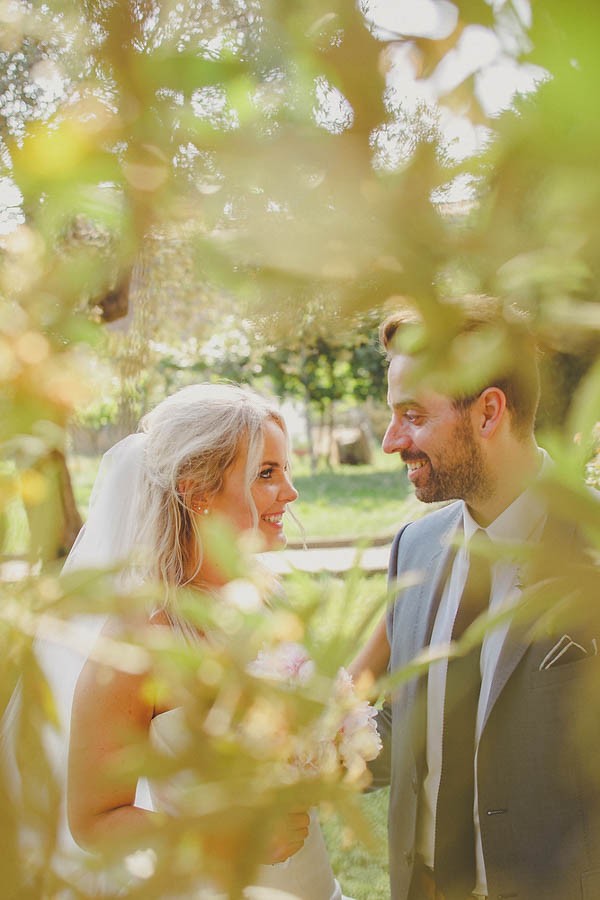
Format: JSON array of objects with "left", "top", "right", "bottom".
[{"left": 58, "top": 382, "right": 351, "bottom": 899}]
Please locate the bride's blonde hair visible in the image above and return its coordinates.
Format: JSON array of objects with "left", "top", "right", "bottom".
[{"left": 135, "top": 382, "right": 287, "bottom": 591}]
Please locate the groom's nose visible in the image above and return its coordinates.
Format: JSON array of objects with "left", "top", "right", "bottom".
[{"left": 382, "top": 418, "right": 412, "bottom": 455}]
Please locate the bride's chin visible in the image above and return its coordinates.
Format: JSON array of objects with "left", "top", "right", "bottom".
[{"left": 261, "top": 530, "right": 286, "bottom": 551}]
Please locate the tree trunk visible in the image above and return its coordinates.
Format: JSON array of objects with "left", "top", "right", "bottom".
[{"left": 26, "top": 450, "right": 83, "bottom": 560}]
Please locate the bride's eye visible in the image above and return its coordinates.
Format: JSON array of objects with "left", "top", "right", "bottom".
[{"left": 258, "top": 467, "right": 274, "bottom": 479}]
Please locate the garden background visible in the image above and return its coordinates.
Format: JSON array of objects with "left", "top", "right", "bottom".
[{"left": 1, "top": 1, "right": 599, "bottom": 897}]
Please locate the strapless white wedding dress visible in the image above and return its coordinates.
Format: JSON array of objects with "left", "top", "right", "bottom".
[{"left": 149, "top": 708, "right": 350, "bottom": 900}]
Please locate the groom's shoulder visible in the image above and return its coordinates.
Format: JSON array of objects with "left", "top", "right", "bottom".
[
  {"left": 390, "top": 502, "right": 462, "bottom": 568},
  {"left": 395, "top": 500, "right": 462, "bottom": 542}
]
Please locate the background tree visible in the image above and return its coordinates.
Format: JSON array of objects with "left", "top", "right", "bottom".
[{"left": 3, "top": 0, "right": 597, "bottom": 550}]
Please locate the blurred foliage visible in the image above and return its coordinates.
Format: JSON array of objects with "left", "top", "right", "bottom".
[
  {"left": 2, "top": 560, "right": 387, "bottom": 898},
  {"left": 1, "top": 0, "right": 600, "bottom": 895}
]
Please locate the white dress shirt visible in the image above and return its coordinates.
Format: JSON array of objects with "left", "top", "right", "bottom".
[{"left": 416, "top": 449, "right": 550, "bottom": 897}]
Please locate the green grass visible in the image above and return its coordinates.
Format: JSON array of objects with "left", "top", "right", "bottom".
[
  {"left": 1, "top": 460, "right": 30, "bottom": 556},
  {"left": 299, "top": 571, "right": 389, "bottom": 655},
  {"left": 288, "top": 448, "right": 420, "bottom": 543},
  {"left": 68, "top": 452, "right": 102, "bottom": 517},
  {"left": 322, "top": 790, "right": 390, "bottom": 900},
  {"left": 2, "top": 495, "right": 29, "bottom": 556}
]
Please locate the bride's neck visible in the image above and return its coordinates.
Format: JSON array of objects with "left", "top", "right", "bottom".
[{"left": 186, "top": 559, "right": 228, "bottom": 592}]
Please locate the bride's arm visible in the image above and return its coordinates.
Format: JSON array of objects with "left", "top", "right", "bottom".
[
  {"left": 67, "top": 619, "right": 157, "bottom": 850},
  {"left": 67, "top": 618, "right": 310, "bottom": 862},
  {"left": 346, "top": 613, "right": 390, "bottom": 682}
]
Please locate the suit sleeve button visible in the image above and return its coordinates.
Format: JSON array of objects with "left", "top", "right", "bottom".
[{"left": 404, "top": 851, "right": 414, "bottom": 866}]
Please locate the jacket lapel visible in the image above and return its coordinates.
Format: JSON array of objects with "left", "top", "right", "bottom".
[
  {"left": 413, "top": 513, "right": 462, "bottom": 655},
  {"left": 406, "top": 519, "right": 460, "bottom": 760},
  {"left": 479, "top": 512, "right": 580, "bottom": 735},
  {"left": 391, "top": 509, "right": 461, "bottom": 762},
  {"left": 480, "top": 621, "right": 530, "bottom": 735}
]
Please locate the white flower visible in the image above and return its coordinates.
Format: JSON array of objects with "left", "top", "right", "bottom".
[
  {"left": 292, "top": 733, "right": 341, "bottom": 779},
  {"left": 248, "top": 649, "right": 382, "bottom": 782},
  {"left": 334, "top": 668, "right": 382, "bottom": 779},
  {"left": 248, "top": 641, "right": 315, "bottom": 685}
]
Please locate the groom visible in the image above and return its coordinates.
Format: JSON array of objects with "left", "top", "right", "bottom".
[{"left": 373, "top": 297, "right": 600, "bottom": 900}]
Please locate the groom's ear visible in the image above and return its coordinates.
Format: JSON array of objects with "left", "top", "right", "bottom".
[{"left": 474, "top": 387, "right": 506, "bottom": 439}]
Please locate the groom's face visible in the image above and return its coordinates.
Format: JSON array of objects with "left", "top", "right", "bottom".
[{"left": 382, "top": 354, "right": 493, "bottom": 506}]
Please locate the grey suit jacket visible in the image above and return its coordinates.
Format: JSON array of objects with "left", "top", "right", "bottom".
[{"left": 375, "top": 501, "right": 600, "bottom": 900}]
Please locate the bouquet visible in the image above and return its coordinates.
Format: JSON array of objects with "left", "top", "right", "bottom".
[{"left": 248, "top": 642, "right": 382, "bottom": 784}]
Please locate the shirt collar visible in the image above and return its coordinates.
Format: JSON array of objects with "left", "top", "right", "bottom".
[{"left": 462, "top": 447, "right": 551, "bottom": 544}]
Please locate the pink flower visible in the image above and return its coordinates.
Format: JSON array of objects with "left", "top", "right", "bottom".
[{"left": 248, "top": 642, "right": 315, "bottom": 686}]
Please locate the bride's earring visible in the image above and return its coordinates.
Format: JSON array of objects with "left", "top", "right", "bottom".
[{"left": 196, "top": 505, "right": 209, "bottom": 516}]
